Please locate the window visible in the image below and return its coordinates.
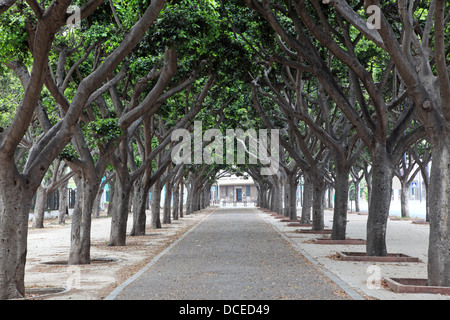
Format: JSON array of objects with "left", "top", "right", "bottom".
[{"left": 246, "top": 185, "right": 250, "bottom": 197}]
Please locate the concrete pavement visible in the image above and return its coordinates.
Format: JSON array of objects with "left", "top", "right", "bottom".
[{"left": 107, "top": 207, "right": 353, "bottom": 300}]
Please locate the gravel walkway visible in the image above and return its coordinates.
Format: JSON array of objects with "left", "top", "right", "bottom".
[{"left": 112, "top": 207, "right": 350, "bottom": 300}]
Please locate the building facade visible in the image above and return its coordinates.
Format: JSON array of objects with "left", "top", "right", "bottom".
[{"left": 217, "top": 174, "right": 258, "bottom": 206}]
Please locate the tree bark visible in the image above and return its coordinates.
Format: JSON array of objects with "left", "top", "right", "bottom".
[
  {"left": 107, "top": 177, "right": 116, "bottom": 217},
  {"left": 427, "top": 137, "right": 450, "bottom": 287},
  {"left": 354, "top": 180, "right": 360, "bottom": 213},
  {"left": 130, "top": 177, "right": 149, "bottom": 236},
  {"left": 163, "top": 182, "right": 172, "bottom": 224},
  {"left": 0, "top": 167, "right": 34, "bottom": 299},
  {"left": 172, "top": 180, "right": 180, "bottom": 220},
  {"left": 92, "top": 186, "right": 104, "bottom": 219},
  {"left": 151, "top": 178, "right": 162, "bottom": 228},
  {"left": 32, "top": 186, "right": 47, "bottom": 229},
  {"left": 58, "top": 181, "right": 68, "bottom": 225},
  {"left": 300, "top": 176, "right": 313, "bottom": 224},
  {"left": 366, "top": 144, "right": 394, "bottom": 256},
  {"left": 108, "top": 175, "right": 132, "bottom": 246},
  {"left": 400, "top": 182, "right": 411, "bottom": 218},
  {"left": 68, "top": 175, "right": 98, "bottom": 264},
  {"left": 179, "top": 178, "right": 184, "bottom": 218},
  {"left": 284, "top": 174, "right": 297, "bottom": 220},
  {"left": 312, "top": 177, "right": 325, "bottom": 231},
  {"left": 331, "top": 164, "right": 350, "bottom": 240}
]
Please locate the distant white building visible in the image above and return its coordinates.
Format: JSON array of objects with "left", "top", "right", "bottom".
[{"left": 217, "top": 173, "right": 258, "bottom": 206}]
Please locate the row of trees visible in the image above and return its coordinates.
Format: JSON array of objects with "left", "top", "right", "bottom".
[
  {"left": 240, "top": 0, "right": 449, "bottom": 288},
  {"left": 0, "top": 0, "right": 448, "bottom": 299},
  {"left": 0, "top": 0, "right": 256, "bottom": 299}
]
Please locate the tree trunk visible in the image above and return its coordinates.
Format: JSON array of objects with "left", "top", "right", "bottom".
[
  {"left": 271, "top": 182, "right": 282, "bottom": 215},
  {"left": 400, "top": 182, "right": 411, "bottom": 218},
  {"left": 68, "top": 175, "right": 98, "bottom": 264},
  {"left": 312, "top": 177, "right": 325, "bottom": 231},
  {"left": 172, "top": 180, "right": 180, "bottom": 220},
  {"left": 32, "top": 186, "right": 47, "bottom": 229},
  {"left": 366, "top": 144, "right": 394, "bottom": 256},
  {"left": 364, "top": 164, "right": 372, "bottom": 209},
  {"left": 179, "top": 178, "right": 184, "bottom": 218},
  {"left": 163, "top": 183, "right": 172, "bottom": 224},
  {"left": 354, "top": 180, "right": 361, "bottom": 213},
  {"left": 0, "top": 168, "right": 34, "bottom": 299},
  {"left": 108, "top": 177, "right": 132, "bottom": 246},
  {"left": 328, "top": 186, "right": 334, "bottom": 209},
  {"left": 130, "top": 178, "right": 148, "bottom": 236},
  {"left": 301, "top": 176, "right": 313, "bottom": 224},
  {"left": 331, "top": 165, "right": 350, "bottom": 240},
  {"left": 284, "top": 175, "right": 297, "bottom": 220},
  {"left": 92, "top": 187, "right": 103, "bottom": 219},
  {"left": 58, "top": 181, "right": 68, "bottom": 225},
  {"left": 427, "top": 136, "right": 450, "bottom": 287},
  {"left": 107, "top": 177, "right": 116, "bottom": 217},
  {"left": 151, "top": 179, "right": 162, "bottom": 228}
]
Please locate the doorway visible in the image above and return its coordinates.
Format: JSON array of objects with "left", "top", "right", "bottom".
[{"left": 236, "top": 188, "right": 242, "bottom": 202}]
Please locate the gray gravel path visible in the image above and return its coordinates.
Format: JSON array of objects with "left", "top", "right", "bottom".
[{"left": 114, "top": 207, "right": 350, "bottom": 300}]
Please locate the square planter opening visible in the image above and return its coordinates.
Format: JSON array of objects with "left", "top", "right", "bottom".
[
  {"left": 313, "top": 238, "right": 366, "bottom": 245},
  {"left": 336, "top": 252, "right": 421, "bottom": 262},
  {"left": 287, "top": 223, "right": 313, "bottom": 227},
  {"left": 295, "top": 229, "right": 332, "bottom": 234},
  {"left": 383, "top": 278, "right": 450, "bottom": 295}
]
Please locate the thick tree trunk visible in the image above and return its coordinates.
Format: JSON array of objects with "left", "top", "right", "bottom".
[
  {"left": 427, "top": 136, "right": 450, "bottom": 287},
  {"left": 283, "top": 180, "right": 290, "bottom": 217},
  {"left": 68, "top": 176, "right": 98, "bottom": 264},
  {"left": 271, "top": 182, "right": 282, "bottom": 215},
  {"left": 130, "top": 178, "right": 149, "bottom": 236},
  {"left": 331, "top": 165, "right": 350, "bottom": 240},
  {"left": 172, "top": 181, "right": 180, "bottom": 220},
  {"left": 32, "top": 186, "right": 47, "bottom": 228},
  {"left": 312, "top": 177, "right": 325, "bottom": 231},
  {"left": 108, "top": 177, "right": 132, "bottom": 246},
  {"left": 300, "top": 176, "right": 313, "bottom": 224},
  {"left": 366, "top": 144, "right": 394, "bottom": 256},
  {"left": 0, "top": 168, "right": 34, "bottom": 299},
  {"left": 58, "top": 181, "right": 68, "bottom": 225},
  {"left": 151, "top": 179, "right": 162, "bottom": 228},
  {"left": 400, "top": 182, "right": 411, "bottom": 218},
  {"left": 284, "top": 176, "right": 297, "bottom": 220},
  {"left": 188, "top": 180, "right": 201, "bottom": 214},
  {"left": 163, "top": 183, "right": 172, "bottom": 224}
]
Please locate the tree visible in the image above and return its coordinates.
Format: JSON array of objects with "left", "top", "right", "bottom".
[
  {"left": 246, "top": 0, "right": 426, "bottom": 254},
  {"left": 324, "top": 0, "right": 450, "bottom": 288},
  {"left": 0, "top": 0, "right": 167, "bottom": 299}
]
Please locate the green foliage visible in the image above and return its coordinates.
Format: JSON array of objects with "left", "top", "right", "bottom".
[
  {"left": 0, "top": 70, "right": 22, "bottom": 128},
  {"left": 88, "top": 118, "right": 123, "bottom": 146},
  {"left": 0, "top": 7, "right": 30, "bottom": 65},
  {"left": 59, "top": 144, "right": 80, "bottom": 162}
]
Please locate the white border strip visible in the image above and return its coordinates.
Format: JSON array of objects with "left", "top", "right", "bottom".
[{"left": 104, "top": 208, "right": 217, "bottom": 300}]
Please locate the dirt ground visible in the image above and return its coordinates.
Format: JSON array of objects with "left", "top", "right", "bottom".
[{"left": 23, "top": 208, "right": 212, "bottom": 300}]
